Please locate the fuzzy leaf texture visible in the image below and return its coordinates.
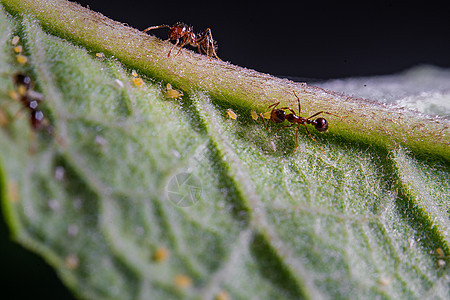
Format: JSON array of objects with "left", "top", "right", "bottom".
[{"left": 0, "top": 1, "right": 449, "bottom": 300}]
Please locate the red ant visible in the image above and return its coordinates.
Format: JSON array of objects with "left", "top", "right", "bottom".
[
  {"left": 143, "top": 22, "right": 220, "bottom": 59},
  {"left": 260, "top": 91, "right": 342, "bottom": 152}
]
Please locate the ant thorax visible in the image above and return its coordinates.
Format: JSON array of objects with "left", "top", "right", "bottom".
[
  {"left": 170, "top": 24, "right": 188, "bottom": 38},
  {"left": 286, "top": 114, "right": 302, "bottom": 123}
]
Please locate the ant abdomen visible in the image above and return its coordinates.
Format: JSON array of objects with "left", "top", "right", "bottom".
[{"left": 314, "top": 118, "right": 328, "bottom": 132}]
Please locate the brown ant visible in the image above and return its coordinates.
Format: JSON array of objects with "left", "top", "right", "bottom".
[
  {"left": 260, "top": 91, "right": 342, "bottom": 152},
  {"left": 143, "top": 22, "right": 220, "bottom": 59}
]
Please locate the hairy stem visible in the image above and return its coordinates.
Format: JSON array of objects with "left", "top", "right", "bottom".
[{"left": 2, "top": 0, "right": 449, "bottom": 159}]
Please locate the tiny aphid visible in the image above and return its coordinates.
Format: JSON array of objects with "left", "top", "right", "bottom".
[
  {"left": 131, "top": 70, "right": 138, "bottom": 77},
  {"left": 174, "top": 274, "right": 192, "bottom": 289},
  {"left": 260, "top": 91, "right": 343, "bottom": 152},
  {"left": 215, "top": 291, "right": 230, "bottom": 300},
  {"left": 133, "top": 77, "right": 144, "bottom": 87},
  {"left": 16, "top": 54, "right": 28, "bottom": 64},
  {"left": 153, "top": 247, "right": 170, "bottom": 262},
  {"left": 165, "top": 83, "right": 183, "bottom": 99},
  {"left": 269, "top": 140, "right": 276, "bottom": 152},
  {"left": 95, "top": 52, "right": 105, "bottom": 58},
  {"left": 143, "top": 22, "right": 220, "bottom": 59},
  {"left": 13, "top": 45, "right": 23, "bottom": 53},
  {"left": 226, "top": 108, "right": 237, "bottom": 120},
  {"left": 114, "top": 78, "right": 124, "bottom": 88},
  {"left": 379, "top": 277, "right": 391, "bottom": 286},
  {"left": 251, "top": 110, "right": 258, "bottom": 120},
  {"left": 11, "top": 36, "right": 20, "bottom": 45}
]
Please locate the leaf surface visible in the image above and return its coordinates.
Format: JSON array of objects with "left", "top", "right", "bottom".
[{"left": 0, "top": 3, "right": 448, "bottom": 300}]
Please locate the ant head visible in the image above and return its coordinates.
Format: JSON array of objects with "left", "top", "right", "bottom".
[
  {"left": 272, "top": 109, "right": 286, "bottom": 123},
  {"left": 169, "top": 23, "right": 187, "bottom": 38},
  {"left": 314, "top": 117, "right": 328, "bottom": 132},
  {"left": 169, "top": 23, "right": 194, "bottom": 40}
]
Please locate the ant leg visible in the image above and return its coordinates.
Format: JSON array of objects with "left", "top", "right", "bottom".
[
  {"left": 276, "top": 123, "right": 295, "bottom": 132},
  {"left": 276, "top": 124, "right": 300, "bottom": 152},
  {"left": 272, "top": 123, "right": 303, "bottom": 153},
  {"left": 174, "top": 36, "right": 189, "bottom": 56},
  {"left": 143, "top": 25, "right": 169, "bottom": 33},
  {"left": 202, "top": 28, "right": 220, "bottom": 60},
  {"left": 294, "top": 126, "right": 299, "bottom": 152},
  {"left": 279, "top": 106, "right": 297, "bottom": 115},
  {"left": 301, "top": 123, "right": 325, "bottom": 153},
  {"left": 260, "top": 113, "right": 269, "bottom": 130},
  {"left": 293, "top": 91, "right": 302, "bottom": 114},
  {"left": 197, "top": 45, "right": 204, "bottom": 56},
  {"left": 196, "top": 35, "right": 211, "bottom": 59},
  {"left": 168, "top": 39, "right": 179, "bottom": 57},
  {"left": 307, "top": 111, "right": 344, "bottom": 119},
  {"left": 267, "top": 101, "right": 280, "bottom": 110},
  {"left": 260, "top": 101, "right": 281, "bottom": 129}
]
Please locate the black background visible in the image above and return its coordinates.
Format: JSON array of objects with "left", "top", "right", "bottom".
[
  {"left": 1, "top": 1, "right": 449, "bottom": 299},
  {"left": 75, "top": 1, "right": 450, "bottom": 79}
]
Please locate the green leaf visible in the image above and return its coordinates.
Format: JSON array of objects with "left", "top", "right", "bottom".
[{"left": 0, "top": 1, "right": 449, "bottom": 300}]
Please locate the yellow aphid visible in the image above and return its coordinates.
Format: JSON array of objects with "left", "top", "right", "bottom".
[
  {"left": 251, "top": 110, "right": 258, "bottom": 120},
  {"left": 16, "top": 54, "right": 28, "bottom": 64},
  {"left": 17, "top": 85, "right": 27, "bottom": 96},
  {"left": 165, "top": 83, "right": 183, "bottom": 99},
  {"left": 153, "top": 247, "right": 170, "bottom": 262},
  {"left": 436, "top": 248, "right": 445, "bottom": 258},
  {"left": 65, "top": 254, "right": 80, "bottom": 269},
  {"left": 378, "top": 277, "right": 391, "bottom": 286},
  {"left": 11, "top": 36, "right": 20, "bottom": 45},
  {"left": 215, "top": 291, "right": 230, "bottom": 300},
  {"left": 96, "top": 52, "right": 105, "bottom": 58},
  {"left": 263, "top": 111, "right": 271, "bottom": 119},
  {"left": 133, "top": 77, "right": 144, "bottom": 87},
  {"left": 13, "top": 45, "right": 23, "bottom": 53},
  {"left": 131, "top": 70, "right": 138, "bottom": 77},
  {"left": 226, "top": 108, "right": 237, "bottom": 120},
  {"left": 174, "top": 274, "right": 192, "bottom": 289}
]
